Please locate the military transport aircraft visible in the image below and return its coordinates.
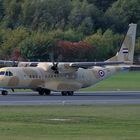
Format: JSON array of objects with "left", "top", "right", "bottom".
[{"left": 0, "top": 23, "right": 137, "bottom": 95}]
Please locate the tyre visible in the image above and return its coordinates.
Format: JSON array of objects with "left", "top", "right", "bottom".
[
  {"left": 68, "top": 91, "right": 74, "bottom": 96},
  {"left": 2, "top": 90, "right": 8, "bottom": 95},
  {"left": 38, "top": 90, "right": 44, "bottom": 95},
  {"left": 44, "top": 89, "right": 51, "bottom": 95},
  {"left": 61, "top": 91, "right": 68, "bottom": 96}
]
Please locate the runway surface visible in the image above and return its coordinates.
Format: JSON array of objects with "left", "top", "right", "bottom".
[{"left": 0, "top": 91, "right": 140, "bottom": 105}]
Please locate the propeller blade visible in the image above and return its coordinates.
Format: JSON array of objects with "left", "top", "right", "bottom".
[
  {"left": 49, "top": 52, "right": 55, "bottom": 66},
  {"left": 49, "top": 52, "right": 59, "bottom": 74}
]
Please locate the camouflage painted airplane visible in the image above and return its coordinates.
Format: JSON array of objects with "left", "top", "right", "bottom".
[{"left": 0, "top": 23, "right": 137, "bottom": 95}]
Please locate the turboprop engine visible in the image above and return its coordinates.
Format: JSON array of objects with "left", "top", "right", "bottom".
[{"left": 37, "top": 62, "right": 77, "bottom": 73}]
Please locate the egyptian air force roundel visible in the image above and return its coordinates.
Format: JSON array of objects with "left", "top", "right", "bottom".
[{"left": 98, "top": 70, "right": 105, "bottom": 77}]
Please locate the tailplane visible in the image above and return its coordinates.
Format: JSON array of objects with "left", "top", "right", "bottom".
[{"left": 107, "top": 23, "right": 137, "bottom": 64}]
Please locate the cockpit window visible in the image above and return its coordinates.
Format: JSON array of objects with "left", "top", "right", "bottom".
[
  {"left": 0, "top": 71, "right": 5, "bottom": 75},
  {"left": 0, "top": 71, "right": 13, "bottom": 76},
  {"left": 5, "top": 71, "right": 9, "bottom": 76},
  {"left": 5, "top": 71, "right": 13, "bottom": 76},
  {"left": 9, "top": 71, "right": 13, "bottom": 76}
]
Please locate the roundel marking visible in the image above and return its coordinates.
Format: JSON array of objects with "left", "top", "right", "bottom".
[{"left": 98, "top": 70, "right": 105, "bottom": 77}]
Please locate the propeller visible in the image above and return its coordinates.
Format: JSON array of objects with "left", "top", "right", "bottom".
[{"left": 50, "top": 53, "right": 62, "bottom": 74}]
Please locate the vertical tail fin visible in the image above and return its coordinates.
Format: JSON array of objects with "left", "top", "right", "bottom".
[{"left": 107, "top": 23, "right": 137, "bottom": 64}]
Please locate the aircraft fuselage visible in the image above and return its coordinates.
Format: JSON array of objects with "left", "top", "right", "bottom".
[{"left": 0, "top": 65, "right": 126, "bottom": 92}]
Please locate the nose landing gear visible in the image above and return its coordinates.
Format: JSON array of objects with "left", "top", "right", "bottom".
[{"left": 1, "top": 90, "right": 8, "bottom": 95}]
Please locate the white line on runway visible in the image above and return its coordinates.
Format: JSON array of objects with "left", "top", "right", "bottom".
[{"left": 0, "top": 99, "right": 140, "bottom": 105}]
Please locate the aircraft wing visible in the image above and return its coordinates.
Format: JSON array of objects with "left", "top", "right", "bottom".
[
  {"left": 19, "top": 61, "right": 125, "bottom": 73},
  {"left": 0, "top": 60, "right": 18, "bottom": 67},
  {"left": 69, "top": 61, "right": 124, "bottom": 69}
]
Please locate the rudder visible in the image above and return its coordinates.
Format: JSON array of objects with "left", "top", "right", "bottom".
[{"left": 107, "top": 23, "right": 137, "bottom": 64}]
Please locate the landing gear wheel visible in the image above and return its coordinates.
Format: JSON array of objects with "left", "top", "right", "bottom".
[
  {"left": 37, "top": 88, "right": 51, "bottom": 96},
  {"left": 1, "top": 90, "right": 8, "bottom": 96},
  {"left": 61, "top": 91, "right": 68, "bottom": 96},
  {"left": 68, "top": 91, "right": 74, "bottom": 96},
  {"left": 44, "top": 89, "right": 51, "bottom": 95},
  {"left": 38, "top": 90, "right": 45, "bottom": 96}
]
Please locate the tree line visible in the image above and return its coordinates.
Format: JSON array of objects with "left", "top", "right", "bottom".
[{"left": 0, "top": 0, "right": 140, "bottom": 62}]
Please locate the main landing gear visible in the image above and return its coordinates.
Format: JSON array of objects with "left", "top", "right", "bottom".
[
  {"left": 37, "top": 88, "right": 74, "bottom": 96},
  {"left": 37, "top": 88, "right": 51, "bottom": 96},
  {"left": 61, "top": 91, "right": 74, "bottom": 96}
]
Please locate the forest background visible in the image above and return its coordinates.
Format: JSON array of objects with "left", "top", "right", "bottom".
[{"left": 0, "top": 0, "right": 140, "bottom": 62}]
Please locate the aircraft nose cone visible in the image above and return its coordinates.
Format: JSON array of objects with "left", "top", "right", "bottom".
[{"left": 0, "top": 76, "right": 7, "bottom": 87}]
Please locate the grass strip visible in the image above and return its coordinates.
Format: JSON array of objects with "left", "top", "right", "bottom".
[{"left": 0, "top": 105, "right": 140, "bottom": 140}]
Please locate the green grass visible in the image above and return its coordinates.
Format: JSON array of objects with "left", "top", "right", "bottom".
[
  {"left": 82, "top": 71, "right": 140, "bottom": 91},
  {"left": 0, "top": 105, "right": 140, "bottom": 140}
]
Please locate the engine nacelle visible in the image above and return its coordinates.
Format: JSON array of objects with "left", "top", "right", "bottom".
[{"left": 37, "top": 62, "right": 77, "bottom": 73}]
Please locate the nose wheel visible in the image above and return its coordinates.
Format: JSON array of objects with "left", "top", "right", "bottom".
[{"left": 1, "top": 90, "right": 8, "bottom": 95}]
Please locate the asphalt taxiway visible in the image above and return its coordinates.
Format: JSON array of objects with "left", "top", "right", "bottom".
[{"left": 0, "top": 91, "right": 140, "bottom": 105}]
